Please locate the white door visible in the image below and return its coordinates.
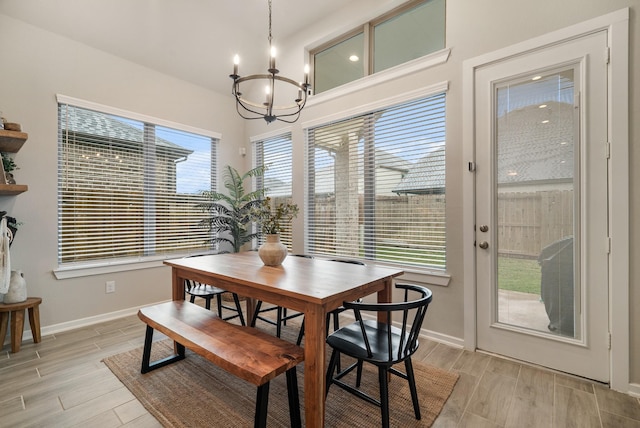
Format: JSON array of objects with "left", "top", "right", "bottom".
[{"left": 474, "top": 30, "right": 609, "bottom": 382}]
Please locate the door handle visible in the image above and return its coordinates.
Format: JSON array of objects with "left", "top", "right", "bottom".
[{"left": 478, "top": 241, "right": 489, "bottom": 249}]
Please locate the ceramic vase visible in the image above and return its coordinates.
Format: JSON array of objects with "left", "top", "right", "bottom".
[
  {"left": 4, "top": 270, "right": 27, "bottom": 303},
  {"left": 258, "top": 234, "right": 288, "bottom": 266}
]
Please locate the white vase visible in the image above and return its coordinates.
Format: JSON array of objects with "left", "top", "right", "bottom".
[
  {"left": 4, "top": 270, "right": 27, "bottom": 303},
  {"left": 258, "top": 234, "right": 288, "bottom": 266}
]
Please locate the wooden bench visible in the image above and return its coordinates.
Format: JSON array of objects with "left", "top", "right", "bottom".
[
  {"left": 0, "top": 297, "right": 42, "bottom": 353},
  {"left": 137, "top": 301, "right": 304, "bottom": 428}
]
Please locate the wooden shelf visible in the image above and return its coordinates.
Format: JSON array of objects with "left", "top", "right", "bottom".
[
  {"left": 0, "top": 184, "right": 28, "bottom": 195},
  {"left": 0, "top": 129, "right": 28, "bottom": 153}
]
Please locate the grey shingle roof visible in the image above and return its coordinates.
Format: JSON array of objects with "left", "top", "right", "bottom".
[
  {"left": 497, "top": 100, "right": 573, "bottom": 185},
  {"left": 393, "top": 147, "right": 445, "bottom": 194},
  {"left": 60, "top": 105, "right": 193, "bottom": 158}
]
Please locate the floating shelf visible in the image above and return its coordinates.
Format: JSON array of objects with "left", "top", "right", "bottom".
[
  {"left": 0, "top": 184, "right": 28, "bottom": 195},
  {"left": 0, "top": 129, "right": 28, "bottom": 153}
]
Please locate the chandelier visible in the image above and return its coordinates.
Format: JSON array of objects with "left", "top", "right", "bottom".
[{"left": 229, "top": 0, "right": 311, "bottom": 124}]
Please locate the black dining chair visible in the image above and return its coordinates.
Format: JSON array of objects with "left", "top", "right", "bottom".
[
  {"left": 325, "top": 283, "right": 433, "bottom": 428},
  {"left": 250, "top": 254, "right": 312, "bottom": 337},
  {"left": 185, "top": 279, "right": 246, "bottom": 326}
]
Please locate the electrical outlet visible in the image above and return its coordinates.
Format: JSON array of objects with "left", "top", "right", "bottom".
[{"left": 105, "top": 281, "right": 116, "bottom": 293}]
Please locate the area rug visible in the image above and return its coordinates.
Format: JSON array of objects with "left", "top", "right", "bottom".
[{"left": 104, "top": 339, "right": 458, "bottom": 427}]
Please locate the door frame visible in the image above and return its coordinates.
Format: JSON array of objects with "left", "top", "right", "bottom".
[{"left": 462, "top": 8, "right": 629, "bottom": 392}]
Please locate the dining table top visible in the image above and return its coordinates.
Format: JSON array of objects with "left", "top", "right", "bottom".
[{"left": 164, "top": 251, "right": 404, "bottom": 312}]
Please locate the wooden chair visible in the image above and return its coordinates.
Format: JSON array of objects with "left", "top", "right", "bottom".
[
  {"left": 325, "top": 283, "right": 433, "bottom": 428},
  {"left": 185, "top": 279, "right": 245, "bottom": 326},
  {"left": 250, "top": 254, "right": 311, "bottom": 337}
]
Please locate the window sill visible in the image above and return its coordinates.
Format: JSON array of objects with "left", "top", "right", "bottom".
[
  {"left": 396, "top": 267, "right": 451, "bottom": 287},
  {"left": 360, "top": 261, "right": 451, "bottom": 287},
  {"left": 307, "top": 48, "right": 451, "bottom": 108},
  {"left": 53, "top": 253, "right": 215, "bottom": 279},
  {"left": 54, "top": 258, "right": 167, "bottom": 279}
]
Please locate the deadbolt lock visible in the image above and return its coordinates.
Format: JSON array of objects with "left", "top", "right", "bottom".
[{"left": 479, "top": 225, "right": 489, "bottom": 232}]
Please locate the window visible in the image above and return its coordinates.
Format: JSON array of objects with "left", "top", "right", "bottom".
[
  {"left": 306, "top": 93, "right": 446, "bottom": 269},
  {"left": 311, "top": 0, "right": 445, "bottom": 93},
  {"left": 253, "top": 133, "right": 295, "bottom": 249},
  {"left": 58, "top": 101, "right": 217, "bottom": 266}
]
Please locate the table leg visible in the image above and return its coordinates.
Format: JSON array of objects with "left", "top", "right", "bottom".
[
  {"left": 304, "top": 306, "right": 326, "bottom": 427},
  {"left": 172, "top": 269, "right": 186, "bottom": 301},
  {"left": 377, "top": 277, "right": 393, "bottom": 323},
  {"left": 245, "top": 297, "right": 257, "bottom": 325},
  {"left": 10, "top": 309, "right": 25, "bottom": 353}
]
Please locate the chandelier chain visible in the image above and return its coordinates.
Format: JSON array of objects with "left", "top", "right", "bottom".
[{"left": 268, "top": 0, "right": 273, "bottom": 47}]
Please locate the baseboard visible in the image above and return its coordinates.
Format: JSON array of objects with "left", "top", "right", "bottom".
[
  {"left": 629, "top": 383, "right": 640, "bottom": 398},
  {"left": 420, "top": 327, "right": 465, "bottom": 349},
  {"left": 3, "top": 300, "right": 170, "bottom": 347}
]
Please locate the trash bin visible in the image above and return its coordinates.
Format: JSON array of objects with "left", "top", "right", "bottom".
[{"left": 538, "top": 236, "right": 574, "bottom": 337}]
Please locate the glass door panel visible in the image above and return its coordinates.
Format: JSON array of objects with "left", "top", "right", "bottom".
[{"left": 495, "top": 68, "right": 579, "bottom": 339}]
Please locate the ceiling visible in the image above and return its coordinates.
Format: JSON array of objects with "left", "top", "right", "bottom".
[{"left": 0, "top": 0, "right": 394, "bottom": 96}]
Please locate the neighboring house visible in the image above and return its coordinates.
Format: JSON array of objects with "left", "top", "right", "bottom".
[
  {"left": 393, "top": 147, "right": 445, "bottom": 195},
  {"left": 60, "top": 106, "right": 193, "bottom": 195},
  {"left": 312, "top": 148, "right": 412, "bottom": 196}
]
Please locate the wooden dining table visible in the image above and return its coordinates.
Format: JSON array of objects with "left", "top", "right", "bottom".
[{"left": 164, "top": 251, "right": 403, "bottom": 427}]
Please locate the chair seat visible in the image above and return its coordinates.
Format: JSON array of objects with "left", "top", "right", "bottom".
[
  {"left": 186, "top": 284, "right": 226, "bottom": 298},
  {"left": 326, "top": 320, "right": 413, "bottom": 363}
]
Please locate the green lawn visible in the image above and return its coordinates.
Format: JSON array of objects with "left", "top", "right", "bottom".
[{"left": 498, "top": 257, "right": 541, "bottom": 295}]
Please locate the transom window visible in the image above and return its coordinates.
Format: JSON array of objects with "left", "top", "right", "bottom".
[
  {"left": 57, "top": 100, "right": 217, "bottom": 266},
  {"left": 311, "top": 0, "right": 446, "bottom": 94},
  {"left": 306, "top": 92, "right": 446, "bottom": 269}
]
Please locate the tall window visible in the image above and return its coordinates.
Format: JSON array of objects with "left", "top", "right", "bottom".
[
  {"left": 254, "top": 133, "right": 295, "bottom": 249},
  {"left": 306, "top": 93, "right": 446, "bottom": 269},
  {"left": 312, "top": 0, "right": 445, "bottom": 93},
  {"left": 58, "top": 102, "right": 217, "bottom": 265}
]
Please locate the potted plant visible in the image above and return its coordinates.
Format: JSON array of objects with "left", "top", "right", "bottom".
[
  {"left": 251, "top": 197, "right": 299, "bottom": 266},
  {"left": 196, "top": 165, "right": 267, "bottom": 254},
  {"left": 1, "top": 153, "right": 17, "bottom": 184}
]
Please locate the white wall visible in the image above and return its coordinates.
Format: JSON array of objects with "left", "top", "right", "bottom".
[{"left": 0, "top": 14, "right": 247, "bottom": 328}]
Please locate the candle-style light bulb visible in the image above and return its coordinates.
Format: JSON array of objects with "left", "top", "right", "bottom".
[
  {"left": 233, "top": 55, "right": 239, "bottom": 76},
  {"left": 265, "top": 86, "right": 271, "bottom": 104},
  {"left": 269, "top": 46, "right": 276, "bottom": 70},
  {"left": 304, "top": 64, "right": 310, "bottom": 85}
]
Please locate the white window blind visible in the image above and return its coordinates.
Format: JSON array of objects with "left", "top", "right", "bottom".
[
  {"left": 254, "top": 133, "right": 295, "bottom": 249},
  {"left": 58, "top": 103, "right": 217, "bottom": 265},
  {"left": 306, "top": 93, "right": 446, "bottom": 269}
]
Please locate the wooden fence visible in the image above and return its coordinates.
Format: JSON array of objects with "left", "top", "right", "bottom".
[{"left": 300, "top": 189, "right": 573, "bottom": 261}]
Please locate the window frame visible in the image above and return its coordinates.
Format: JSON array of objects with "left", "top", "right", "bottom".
[
  {"left": 54, "top": 95, "right": 221, "bottom": 279},
  {"left": 303, "top": 83, "right": 451, "bottom": 285},
  {"left": 309, "top": 0, "right": 446, "bottom": 95}
]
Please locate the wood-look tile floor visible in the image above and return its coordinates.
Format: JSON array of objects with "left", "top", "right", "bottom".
[{"left": 1, "top": 311, "right": 639, "bottom": 427}]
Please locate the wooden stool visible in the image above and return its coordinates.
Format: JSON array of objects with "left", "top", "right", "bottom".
[{"left": 0, "top": 297, "right": 42, "bottom": 353}]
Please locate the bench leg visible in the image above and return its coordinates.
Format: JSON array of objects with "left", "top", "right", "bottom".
[
  {"left": 255, "top": 382, "right": 270, "bottom": 428},
  {"left": 286, "top": 367, "right": 302, "bottom": 428},
  {"left": 140, "top": 325, "right": 185, "bottom": 374}
]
